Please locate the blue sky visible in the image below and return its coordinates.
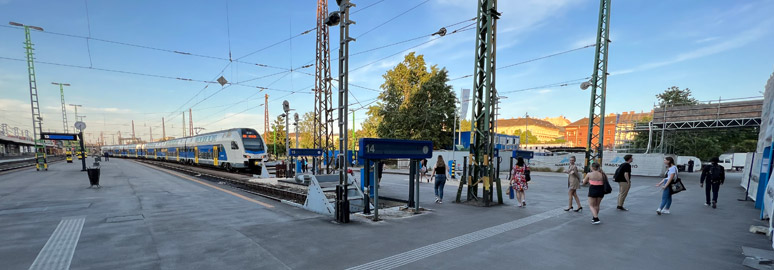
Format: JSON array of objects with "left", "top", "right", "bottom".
[{"left": 1, "top": 0, "right": 772, "bottom": 144}]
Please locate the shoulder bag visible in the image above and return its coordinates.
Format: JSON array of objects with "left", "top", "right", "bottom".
[
  {"left": 670, "top": 170, "right": 686, "bottom": 194},
  {"left": 602, "top": 173, "right": 613, "bottom": 194}
]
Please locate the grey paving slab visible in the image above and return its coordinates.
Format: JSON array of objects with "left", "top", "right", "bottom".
[
  {"left": 0, "top": 158, "right": 771, "bottom": 270},
  {"left": 0, "top": 159, "right": 317, "bottom": 270}
]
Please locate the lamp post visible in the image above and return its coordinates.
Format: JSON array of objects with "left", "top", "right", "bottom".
[
  {"left": 327, "top": 0, "right": 356, "bottom": 223},
  {"left": 282, "top": 100, "right": 291, "bottom": 160}
]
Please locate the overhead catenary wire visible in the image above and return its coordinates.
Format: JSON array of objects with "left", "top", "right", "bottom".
[
  {"left": 354, "top": 0, "right": 430, "bottom": 39},
  {"left": 0, "top": 24, "right": 293, "bottom": 71},
  {"left": 449, "top": 44, "right": 597, "bottom": 81},
  {"left": 350, "top": 22, "right": 476, "bottom": 73},
  {"left": 84, "top": 0, "right": 93, "bottom": 67}
]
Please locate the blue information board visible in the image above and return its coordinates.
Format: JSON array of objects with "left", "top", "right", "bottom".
[
  {"left": 288, "top": 148, "right": 323, "bottom": 157},
  {"left": 512, "top": 150, "right": 534, "bottom": 160},
  {"left": 358, "top": 138, "right": 433, "bottom": 160},
  {"left": 40, "top": 133, "right": 78, "bottom": 141}
]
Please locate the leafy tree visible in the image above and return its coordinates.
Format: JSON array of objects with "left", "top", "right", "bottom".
[
  {"left": 512, "top": 129, "right": 539, "bottom": 145},
  {"left": 657, "top": 86, "right": 699, "bottom": 106},
  {"left": 460, "top": 119, "right": 472, "bottom": 132},
  {"left": 364, "top": 53, "right": 457, "bottom": 149},
  {"left": 267, "top": 115, "right": 287, "bottom": 157},
  {"left": 298, "top": 111, "right": 316, "bottom": 148}
]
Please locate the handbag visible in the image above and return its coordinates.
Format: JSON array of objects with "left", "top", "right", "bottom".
[
  {"left": 508, "top": 186, "right": 515, "bottom": 199},
  {"left": 670, "top": 177, "right": 686, "bottom": 194},
  {"left": 525, "top": 169, "right": 531, "bottom": 182},
  {"left": 602, "top": 173, "right": 613, "bottom": 194}
]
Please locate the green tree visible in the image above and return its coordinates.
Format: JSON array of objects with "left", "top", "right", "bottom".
[
  {"left": 512, "top": 129, "right": 539, "bottom": 145},
  {"left": 364, "top": 53, "right": 457, "bottom": 149},
  {"left": 657, "top": 86, "right": 699, "bottom": 106},
  {"left": 298, "top": 111, "right": 316, "bottom": 148},
  {"left": 267, "top": 115, "right": 287, "bottom": 157},
  {"left": 460, "top": 119, "right": 472, "bottom": 132}
]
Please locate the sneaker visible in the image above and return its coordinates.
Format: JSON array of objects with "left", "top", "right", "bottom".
[
  {"left": 438, "top": 200, "right": 443, "bottom": 204},
  {"left": 704, "top": 203, "right": 710, "bottom": 206},
  {"left": 656, "top": 208, "right": 662, "bottom": 215},
  {"left": 662, "top": 209, "right": 670, "bottom": 214},
  {"left": 712, "top": 202, "right": 717, "bottom": 209},
  {"left": 592, "top": 218, "right": 601, "bottom": 225},
  {"left": 617, "top": 206, "right": 628, "bottom": 211}
]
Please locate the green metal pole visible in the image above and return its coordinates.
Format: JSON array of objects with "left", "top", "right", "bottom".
[
  {"left": 20, "top": 25, "right": 46, "bottom": 171},
  {"left": 584, "top": 0, "right": 612, "bottom": 173}
]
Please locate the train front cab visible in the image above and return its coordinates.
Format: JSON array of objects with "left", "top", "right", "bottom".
[{"left": 240, "top": 129, "right": 266, "bottom": 172}]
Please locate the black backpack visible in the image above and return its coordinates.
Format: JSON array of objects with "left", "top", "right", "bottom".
[
  {"left": 708, "top": 165, "right": 724, "bottom": 183},
  {"left": 613, "top": 164, "right": 627, "bottom": 182}
]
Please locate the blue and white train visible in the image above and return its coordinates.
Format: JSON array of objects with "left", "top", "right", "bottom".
[{"left": 102, "top": 128, "right": 267, "bottom": 172}]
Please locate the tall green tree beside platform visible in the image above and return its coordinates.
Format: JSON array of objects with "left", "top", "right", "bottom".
[{"left": 363, "top": 53, "right": 457, "bottom": 149}]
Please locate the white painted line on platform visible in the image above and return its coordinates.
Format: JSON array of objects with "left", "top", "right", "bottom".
[
  {"left": 28, "top": 216, "right": 85, "bottom": 270},
  {"left": 348, "top": 185, "right": 652, "bottom": 270},
  {"left": 347, "top": 208, "right": 566, "bottom": 270}
]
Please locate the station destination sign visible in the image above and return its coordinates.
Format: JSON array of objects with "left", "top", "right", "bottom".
[
  {"left": 512, "top": 150, "right": 534, "bottom": 160},
  {"left": 40, "top": 133, "right": 79, "bottom": 141},
  {"left": 358, "top": 138, "right": 433, "bottom": 160},
  {"left": 288, "top": 148, "right": 323, "bottom": 157}
]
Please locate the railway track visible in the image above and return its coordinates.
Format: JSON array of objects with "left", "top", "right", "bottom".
[
  {"left": 134, "top": 159, "right": 307, "bottom": 204},
  {"left": 0, "top": 157, "right": 65, "bottom": 173}
]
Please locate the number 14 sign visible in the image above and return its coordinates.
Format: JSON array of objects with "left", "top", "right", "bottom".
[{"left": 358, "top": 138, "right": 433, "bottom": 160}]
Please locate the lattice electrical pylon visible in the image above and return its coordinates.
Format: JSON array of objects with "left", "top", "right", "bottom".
[
  {"left": 583, "top": 0, "right": 612, "bottom": 173},
  {"left": 12, "top": 22, "right": 47, "bottom": 171},
  {"left": 458, "top": 0, "right": 501, "bottom": 206},
  {"left": 52, "top": 82, "right": 70, "bottom": 133},
  {"left": 314, "top": 0, "right": 334, "bottom": 174}
]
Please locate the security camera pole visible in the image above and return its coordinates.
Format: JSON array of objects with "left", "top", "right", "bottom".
[{"left": 327, "top": 0, "right": 355, "bottom": 223}]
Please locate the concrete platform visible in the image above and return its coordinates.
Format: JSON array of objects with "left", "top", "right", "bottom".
[{"left": 0, "top": 158, "right": 770, "bottom": 269}]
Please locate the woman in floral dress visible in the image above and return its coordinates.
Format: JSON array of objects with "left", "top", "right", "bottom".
[{"left": 510, "top": 157, "right": 528, "bottom": 207}]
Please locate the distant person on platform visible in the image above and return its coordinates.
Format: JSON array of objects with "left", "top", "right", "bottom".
[
  {"left": 103, "top": 151, "right": 109, "bottom": 161},
  {"left": 614, "top": 155, "right": 633, "bottom": 211},
  {"left": 700, "top": 157, "right": 725, "bottom": 209},
  {"left": 688, "top": 159, "right": 695, "bottom": 173}
]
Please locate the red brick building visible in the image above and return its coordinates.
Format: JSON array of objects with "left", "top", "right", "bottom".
[{"left": 564, "top": 111, "right": 651, "bottom": 150}]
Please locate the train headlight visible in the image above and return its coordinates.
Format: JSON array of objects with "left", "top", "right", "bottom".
[{"left": 244, "top": 155, "right": 251, "bottom": 158}]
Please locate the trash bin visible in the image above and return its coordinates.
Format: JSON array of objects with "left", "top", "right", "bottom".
[{"left": 87, "top": 168, "right": 101, "bottom": 187}]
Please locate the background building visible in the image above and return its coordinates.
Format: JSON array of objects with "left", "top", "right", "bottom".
[{"left": 496, "top": 117, "right": 562, "bottom": 143}]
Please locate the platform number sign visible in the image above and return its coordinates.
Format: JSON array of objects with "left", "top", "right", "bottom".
[{"left": 359, "top": 138, "right": 432, "bottom": 160}]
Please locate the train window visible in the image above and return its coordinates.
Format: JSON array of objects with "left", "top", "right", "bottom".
[{"left": 231, "top": 141, "right": 239, "bottom": 150}]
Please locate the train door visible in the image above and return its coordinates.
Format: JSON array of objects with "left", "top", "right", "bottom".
[
  {"left": 213, "top": 145, "right": 219, "bottom": 167},
  {"left": 194, "top": 147, "right": 199, "bottom": 164},
  {"left": 176, "top": 148, "right": 180, "bottom": 161}
]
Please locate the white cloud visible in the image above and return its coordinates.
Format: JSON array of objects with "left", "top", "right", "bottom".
[
  {"left": 695, "top": 37, "right": 719, "bottom": 44},
  {"left": 614, "top": 20, "right": 772, "bottom": 75}
]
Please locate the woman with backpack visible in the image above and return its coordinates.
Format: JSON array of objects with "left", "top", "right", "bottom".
[
  {"left": 511, "top": 157, "right": 529, "bottom": 207},
  {"left": 565, "top": 156, "right": 583, "bottom": 212},
  {"left": 433, "top": 156, "right": 448, "bottom": 203},
  {"left": 656, "top": 157, "right": 678, "bottom": 215},
  {"left": 582, "top": 162, "right": 605, "bottom": 224}
]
